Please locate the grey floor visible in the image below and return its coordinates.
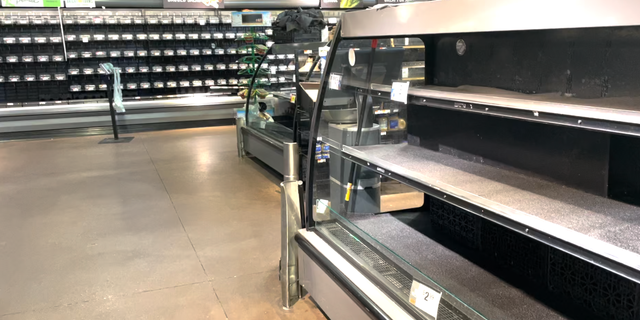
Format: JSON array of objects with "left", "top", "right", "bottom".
[{"left": 0, "top": 126, "right": 326, "bottom": 320}]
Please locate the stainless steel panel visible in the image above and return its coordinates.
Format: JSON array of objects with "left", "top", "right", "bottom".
[
  {"left": 242, "top": 126, "right": 285, "bottom": 174},
  {"left": 342, "top": 0, "right": 640, "bottom": 38},
  {"left": 0, "top": 106, "right": 238, "bottom": 133},
  {"left": 0, "top": 96, "right": 244, "bottom": 118},
  {"left": 298, "top": 245, "right": 378, "bottom": 320},
  {"left": 224, "top": 0, "right": 318, "bottom": 9},
  {"left": 281, "top": 178, "right": 302, "bottom": 309}
]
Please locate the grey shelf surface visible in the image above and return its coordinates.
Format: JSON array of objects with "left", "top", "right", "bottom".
[
  {"left": 341, "top": 78, "right": 640, "bottom": 135},
  {"left": 341, "top": 143, "right": 640, "bottom": 281},
  {"left": 374, "top": 84, "right": 640, "bottom": 125},
  {"left": 346, "top": 214, "right": 567, "bottom": 320}
]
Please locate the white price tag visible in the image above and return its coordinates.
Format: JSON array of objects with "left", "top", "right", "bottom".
[
  {"left": 391, "top": 81, "right": 410, "bottom": 104},
  {"left": 409, "top": 281, "right": 441, "bottom": 319},
  {"left": 329, "top": 73, "right": 342, "bottom": 91},
  {"left": 318, "top": 46, "right": 330, "bottom": 57},
  {"left": 402, "top": 67, "right": 409, "bottom": 79}
]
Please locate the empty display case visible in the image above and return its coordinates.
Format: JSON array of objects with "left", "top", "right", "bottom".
[{"left": 298, "top": 1, "right": 640, "bottom": 319}]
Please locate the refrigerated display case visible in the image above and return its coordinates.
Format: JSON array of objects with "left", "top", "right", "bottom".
[
  {"left": 291, "top": 1, "right": 640, "bottom": 319},
  {"left": 237, "top": 41, "right": 327, "bottom": 176}
]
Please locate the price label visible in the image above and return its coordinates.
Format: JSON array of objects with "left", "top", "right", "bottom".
[
  {"left": 329, "top": 73, "right": 342, "bottom": 91},
  {"left": 409, "top": 281, "right": 442, "bottom": 319},
  {"left": 391, "top": 81, "right": 410, "bottom": 104}
]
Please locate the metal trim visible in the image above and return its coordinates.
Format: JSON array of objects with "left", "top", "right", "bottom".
[
  {"left": 342, "top": 0, "right": 640, "bottom": 38},
  {"left": 295, "top": 231, "right": 393, "bottom": 320},
  {"left": 347, "top": 83, "right": 640, "bottom": 138}
]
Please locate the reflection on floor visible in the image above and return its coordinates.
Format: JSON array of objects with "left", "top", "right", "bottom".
[{"left": 0, "top": 126, "right": 325, "bottom": 320}]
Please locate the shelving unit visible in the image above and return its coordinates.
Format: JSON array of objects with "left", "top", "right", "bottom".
[
  {"left": 0, "top": 7, "right": 278, "bottom": 135},
  {"left": 296, "top": 2, "right": 640, "bottom": 320}
]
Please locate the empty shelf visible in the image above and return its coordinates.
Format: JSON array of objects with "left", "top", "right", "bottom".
[
  {"left": 343, "top": 214, "right": 568, "bottom": 320},
  {"left": 342, "top": 143, "right": 640, "bottom": 281}
]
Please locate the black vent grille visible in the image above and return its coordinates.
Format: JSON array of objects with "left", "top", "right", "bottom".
[{"left": 429, "top": 197, "right": 640, "bottom": 320}]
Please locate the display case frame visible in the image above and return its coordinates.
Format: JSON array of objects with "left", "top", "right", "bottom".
[{"left": 301, "top": 2, "right": 640, "bottom": 319}]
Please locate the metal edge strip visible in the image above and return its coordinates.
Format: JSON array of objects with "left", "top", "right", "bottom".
[
  {"left": 295, "top": 230, "right": 395, "bottom": 320},
  {"left": 370, "top": 83, "right": 640, "bottom": 127}
]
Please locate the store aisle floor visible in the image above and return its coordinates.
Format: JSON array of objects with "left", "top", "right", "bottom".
[{"left": 0, "top": 126, "right": 325, "bottom": 320}]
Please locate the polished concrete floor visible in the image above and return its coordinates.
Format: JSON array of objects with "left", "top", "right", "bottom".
[{"left": 0, "top": 126, "right": 326, "bottom": 320}]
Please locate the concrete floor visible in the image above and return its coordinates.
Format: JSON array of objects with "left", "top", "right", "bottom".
[{"left": 0, "top": 126, "right": 326, "bottom": 320}]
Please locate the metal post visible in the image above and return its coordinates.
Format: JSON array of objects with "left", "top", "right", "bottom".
[
  {"left": 98, "top": 67, "right": 133, "bottom": 144},
  {"left": 236, "top": 116, "right": 245, "bottom": 157},
  {"left": 281, "top": 142, "right": 301, "bottom": 309},
  {"left": 106, "top": 75, "right": 119, "bottom": 140}
]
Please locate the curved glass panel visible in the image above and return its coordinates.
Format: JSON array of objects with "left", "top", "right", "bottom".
[
  {"left": 244, "top": 42, "right": 328, "bottom": 144},
  {"left": 308, "top": 36, "right": 492, "bottom": 320}
]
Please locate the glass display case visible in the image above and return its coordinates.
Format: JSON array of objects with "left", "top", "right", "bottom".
[
  {"left": 301, "top": 2, "right": 640, "bottom": 320},
  {"left": 239, "top": 42, "right": 327, "bottom": 175}
]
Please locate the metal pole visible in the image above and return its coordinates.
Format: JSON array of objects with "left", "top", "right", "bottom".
[
  {"left": 281, "top": 142, "right": 301, "bottom": 309},
  {"left": 236, "top": 116, "right": 245, "bottom": 157},
  {"left": 106, "top": 75, "right": 119, "bottom": 140}
]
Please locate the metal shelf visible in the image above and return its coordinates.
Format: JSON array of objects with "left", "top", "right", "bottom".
[
  {"left": 345, "top": 81, "right": 640, "bottom": 137},
  {"left": 338, "top": 143, "right": 640, "bottom": 283}
]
